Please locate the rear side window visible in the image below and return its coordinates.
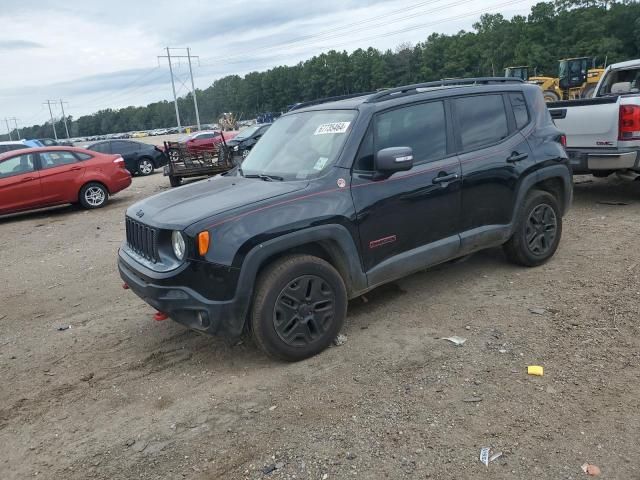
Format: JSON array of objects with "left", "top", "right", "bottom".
[
  {"left": 375, "top": 101, "right": 447, "bottom": 165},
  {"left": 90, "top": 143, "right": 110, "bottom": 154},
  {"left": 454, "top": 95, "right": 509, "bottom": 151},
  {"left": 75, "top": 152, "right": 93, "bottom": 160},
  {"left": 0, "top": 153, "right": 35, "bottom": 178},
  {"left": 509, "top": 93, "right": 530, "bottom": 129},
  {"left": 112, "top": 141, "right": 138, "bottom": 154},
  {"left": 40, "top": 151, "right": 79, "bottom": 168}
]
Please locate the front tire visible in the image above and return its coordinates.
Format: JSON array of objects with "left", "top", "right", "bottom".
[
  {"left": 137, "top": 157, "right": 154, "bottom": 176},
  {"left": 251, "top": 255, "right": 347, "bottom": 361},
  {"left": 79, "top": 182, "right": 109, "bottom": 209},
  {"left": 504, "top": 190, "right": 562, "bottom": 267}
]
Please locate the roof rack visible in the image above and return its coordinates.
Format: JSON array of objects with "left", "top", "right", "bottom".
[
  {"left": 288, "top": 92, "right": 374, "bottom": 112},
  {"left": 365, "top": 77, "right": 524, "bottom": 103}
]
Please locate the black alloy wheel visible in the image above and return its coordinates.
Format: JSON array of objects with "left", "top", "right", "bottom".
[
  {"left": 273, "top": 275, "right": 336, "bottom": 347},
  {"left": 525, "top": 204, "right": 557, "bottom": 256}
]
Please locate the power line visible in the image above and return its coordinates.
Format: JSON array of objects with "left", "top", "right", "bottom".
[
  {"left": 198, "top": 0, "right": 476, "bottom": 68},
  {"left": 190, "top": 0, "right": 528, "bottom": 78},
  {"left": 81, "top": 66, "right": 162, "bottom": 107}
]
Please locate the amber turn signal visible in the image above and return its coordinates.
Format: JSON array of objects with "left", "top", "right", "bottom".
[{"left": 198, "top": 231, "right": 210, "bottom": 256}]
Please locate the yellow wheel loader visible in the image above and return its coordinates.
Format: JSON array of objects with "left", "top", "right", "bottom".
[
  {"left": 504, "top": 57, "right": 604, "bottom": 102},
  {"left": 527, "top": 57, "right": 605, "bottom": 102}
]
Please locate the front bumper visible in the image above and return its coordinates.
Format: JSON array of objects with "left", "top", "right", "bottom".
[
  {"left": 118, "top": 250, "right": 245, "bottom": 337},
  {"left": 567, "top": 147, "right": 640, "bottom": 174}
]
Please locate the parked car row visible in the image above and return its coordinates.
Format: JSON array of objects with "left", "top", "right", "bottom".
[
  {"left": 84, "top": 140, "right": 168, "bottom": 176},
  {"left": 0, "top": 138, "right": 73, "bottom": 153}
]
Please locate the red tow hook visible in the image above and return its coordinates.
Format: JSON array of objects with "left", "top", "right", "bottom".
[
  {"left": 122, "top": 283, "right": 130, "bottom": 290},
  {"left": 154, "top": 311, "right": 169, "bottom": 321}
]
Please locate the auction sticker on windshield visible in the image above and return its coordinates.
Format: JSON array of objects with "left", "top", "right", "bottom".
[{"left": 314, "top": 122, "right": 350, "bottom": 135}]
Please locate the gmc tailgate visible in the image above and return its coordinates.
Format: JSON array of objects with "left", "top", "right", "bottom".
[{"left": 548, "top": 96, "right": 620, "bottom": 149}]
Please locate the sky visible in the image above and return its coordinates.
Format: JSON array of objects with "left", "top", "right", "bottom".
[{"left": 0, "top": 0, "right": 541, "bottom": 128}]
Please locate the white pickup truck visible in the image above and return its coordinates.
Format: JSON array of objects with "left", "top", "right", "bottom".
[{"left": 548, "top": 59, "right": 640, "bottom": 178}]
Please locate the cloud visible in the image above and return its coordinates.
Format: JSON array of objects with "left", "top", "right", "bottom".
[{"left": 0, "top": 40, "right": 44, "bottom": 50}]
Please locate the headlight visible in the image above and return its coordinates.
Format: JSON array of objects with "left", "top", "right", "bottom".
[
  {"left": 233, "top": 145, "right": 239, "bottom": 151},
  {"left": 171, "top": 231, "right": 186, "bottom": 260}
]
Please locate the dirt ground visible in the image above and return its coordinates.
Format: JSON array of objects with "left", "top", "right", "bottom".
[{"left": 1, "top": 172, "right": 639, "bottom": 480}]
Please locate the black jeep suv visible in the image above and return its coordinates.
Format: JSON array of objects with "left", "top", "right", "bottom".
[{"left": 119, "top": 78, "right": 571, "bottom": 361}]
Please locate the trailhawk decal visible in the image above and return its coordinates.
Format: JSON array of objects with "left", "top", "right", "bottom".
[{"left": 369, "top": 235, "right": 397, "bottom": 249}]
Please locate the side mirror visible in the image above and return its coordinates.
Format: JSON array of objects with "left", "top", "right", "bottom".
[{"left": 375, "top": 147, "right": 414, "bottom": 174}]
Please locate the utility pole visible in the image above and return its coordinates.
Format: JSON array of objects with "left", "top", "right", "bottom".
[
  {"left": 59, "top": 99, "right": 70, "bottom": 139},
  {"left": 158, "top": 47, "right": 201, "bottom": 130},
  {"left": 4, "top": 118, "right": 12, "bottom": 141},
  {"left": 158, "top": 47, "right": 181, "bottom": 130},
  {"left": 44, "top": 100, "right": 58, "bottom": 140},
  {"left": 9, "top": 117, "right": 20, "bottom": 139},
  {"left": 186, "top": 48, "right": 201, "bottom": 130}
]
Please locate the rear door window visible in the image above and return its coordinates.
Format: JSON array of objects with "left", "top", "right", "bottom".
[
  {"left": 375, "top": 101, "right": 447, "bottom": 165},
  {"left": 40, "top": 151, "right": 79, "bottom": 169},
  {"left": 509, "top": 93, "right": 530, "bottom": 130},
  {"left": 112, "top": 141, "right": 139, "bottom": 154},
  {"left": 0, "top": 153, "right": 36, "bottom": 178},
  {"left": 453, "top": 95, "right": 509, "bottom": 151},
  {"left": 89, "top": 143, "right": 111, "bottom": 154}
]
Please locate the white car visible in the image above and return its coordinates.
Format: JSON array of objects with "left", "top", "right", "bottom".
[
  {"left": 548, "top": 59, "right": 640, "bottom": 178},
  {"left": 0, "top": 140, "right": 29, "bottom": 154}
]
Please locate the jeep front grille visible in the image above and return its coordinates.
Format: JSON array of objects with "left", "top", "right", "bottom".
[{"left": 125, "top": 217, "right": 159, "bottom": 263}]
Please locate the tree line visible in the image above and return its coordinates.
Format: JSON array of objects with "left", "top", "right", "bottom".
[{"left": 9, "top": 0, "right": 640, "bottom": 140}]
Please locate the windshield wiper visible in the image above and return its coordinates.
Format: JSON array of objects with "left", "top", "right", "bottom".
[{"left": 244, "top": 174, "right": 284, "bottom": 182}]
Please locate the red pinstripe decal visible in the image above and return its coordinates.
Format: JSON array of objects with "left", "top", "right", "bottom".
[{"left": 206, "top": 138, "right": 527, "bottom": 230}]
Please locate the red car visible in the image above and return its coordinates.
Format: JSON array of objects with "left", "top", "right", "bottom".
[
  {"left": 0, "top": 147, "right": 131, "bottom": 215},
  {"left": 184, "top": 130, "right": 238, "bottom": 153}
]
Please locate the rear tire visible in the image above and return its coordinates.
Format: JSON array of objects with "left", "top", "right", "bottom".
[
  {"left": 169, "top": 176, "right": 182, "bottom": 187},
  {"left": 503, "top": 190, "right": 562, "bottom": 267},
  {"left": 79, "top": 182, "right": 109, "bottom": 209},
  {"left": 137, "top": 157, "right": 154, "bottom": 176},
  {"left": 543, "top": 90, "right": 560, "bottom": 103},
  {"left": 250, "top": 255, "right": 347, "bottom": 362}
]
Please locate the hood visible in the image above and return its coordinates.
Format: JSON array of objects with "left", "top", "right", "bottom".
[
  {"left": 226, "top": 138, "right": 245, "bottom": 147},
  {"left": 127, "top": 175, "right": 308, "bottom": 229}
]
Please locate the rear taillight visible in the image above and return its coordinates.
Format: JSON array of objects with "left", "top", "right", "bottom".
[
  {"left": 113, "top": 155, "right": 126, "bottom": 168},
  {"left": 619, "top": 105, "right": 640, "bottom": 141},
  {"left": 558, "top": 134, "right": 567, "bottom": 147}
]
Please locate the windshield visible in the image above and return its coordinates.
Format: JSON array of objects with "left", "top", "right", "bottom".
[
  {"left": 235, "top": 125, "right": 261, "bottom": 140},
  {"left": 240, "top": 110, "right": 357, "bottom": 181},
  {"left": 597, "top": 68, "right": 640, "bottom": 96}
]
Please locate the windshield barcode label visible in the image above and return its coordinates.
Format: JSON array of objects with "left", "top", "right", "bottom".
[{"left": 314, "top": 122, "right": 351, "bottom": 135}]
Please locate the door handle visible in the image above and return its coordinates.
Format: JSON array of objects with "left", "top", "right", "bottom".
[
  {"left": 507, "top": 152, "right": 528, "bottom": 163},
  {"left": 20, "top": 176, "right": 34, "bottom": 182},
  {"left": 432, "top": 173, "right": 459, "bottom": 184},
  {"left": 69, "top": 166, "right": 82, "bottom": 171}
]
